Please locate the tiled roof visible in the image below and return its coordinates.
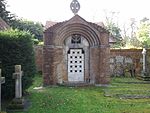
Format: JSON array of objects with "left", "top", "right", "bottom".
[
  {"left": 44, "top": 21, "right": 57, "bottom": 30},
  {"left": 95, "top": 22, "right": 106, "bottom": 28},
  {"left": 0, "top": 18, "right": 10, "bottom": 30},
  {"left": 109, "top": 35, "right": 116, "bottom": 43}
]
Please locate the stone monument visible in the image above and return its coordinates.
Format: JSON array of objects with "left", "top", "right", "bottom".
[
  {"left": 142, "top": 48, "right": 146, "bottom": 73},
  {"left": 43, "top": 0, "right": 110, "bottom": 85},
  {"left": 13, "top": 65, "right": 23, "bottom": 98},
  {"left": 7, "top": 65, "right": 24, "bottom": 111},
  {"left": 141, "top": 48, "right": 150, "bottom": 80},
  {"left": 0, "top": 69, "right": 5, "bottom": 111}
]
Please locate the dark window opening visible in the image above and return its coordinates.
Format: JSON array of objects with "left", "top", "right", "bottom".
[{"left": 71, "top": 34, "right": 81, "bottom": 44}]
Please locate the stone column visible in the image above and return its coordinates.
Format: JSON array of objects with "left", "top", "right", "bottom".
[
  {"left": 13, "top": 65, "right": 23, "bottom": 99},
  {"left": 142, "top": 48, "right": 146, "bottom": 73},
  {"left": 0, "top": 69, "right": 5, "bottom": 111}
]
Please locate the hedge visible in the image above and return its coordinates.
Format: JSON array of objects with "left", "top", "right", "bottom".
[{"left": 0, "top": 29, "right": 36, "bottom": 99}]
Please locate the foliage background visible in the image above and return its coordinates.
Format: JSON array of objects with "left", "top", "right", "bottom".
[
  {"left": 11, "top": 19, "right": 43, "bottom": 41},
  {"left": 0, "top": 29, "right": 36, "bottom": 99}
]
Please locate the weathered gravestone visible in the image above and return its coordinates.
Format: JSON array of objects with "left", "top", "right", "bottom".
[
  {"left": 0, "top": 69, "right": 5, "bottom": 111},
  {"left": 7, "top": 65, "right": 25, "bottom": 111},
  {"left": 13, "top": 65, "right": 23, "bottom": 99},
  {"left": 142, "top": 48, "right": 146, "bottom": 73},
  {"left": 140, "top": 48, "right": 150, "bottom": 80}
]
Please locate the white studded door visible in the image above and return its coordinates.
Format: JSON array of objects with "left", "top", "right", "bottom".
[{"left": 68, "top": 49, "right": 84, "bottom": 82}]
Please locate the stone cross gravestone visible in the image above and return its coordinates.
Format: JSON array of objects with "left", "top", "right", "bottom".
[
  {"left": 0, "top": 69, "right": 5, "bottom": 111},
  {"left": 13, "top": 65, "right": 23, "bottom": 99},
  {"left": 142, "top": 48, "right": 146, "bottom": 73},
  {"left": 140, "top": 48, "right": 150, "bottom": 81}
]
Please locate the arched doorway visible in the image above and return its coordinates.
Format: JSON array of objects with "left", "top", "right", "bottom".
[{"left": 64, "top": 34, "right": 89, "bottom": 82}]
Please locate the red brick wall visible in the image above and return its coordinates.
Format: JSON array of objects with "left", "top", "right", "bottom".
[{"left": 34, "top": 47, "right": 150, "bottom": 77}]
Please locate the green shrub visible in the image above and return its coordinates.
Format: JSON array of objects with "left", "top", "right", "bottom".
[
  {"left": 32, "top": 38, "right": 39, "bottom": 45},
  {"left": 0, "top": 29, "right": 36, "bottom": 99}
]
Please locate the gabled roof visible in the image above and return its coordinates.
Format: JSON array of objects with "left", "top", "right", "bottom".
[
  {"left": 44, "top": 15, "right": 106, "bottom": 31},
  {"left": 0, "top": 18, "right": 10, "bottom": 30},
  {"left": 44, "top": 15, "right": 116, "bottom": 43}
]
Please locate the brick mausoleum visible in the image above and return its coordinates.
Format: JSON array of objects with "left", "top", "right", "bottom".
[{"left": 43, "top": 15, "right": 110, "bottom": 85}]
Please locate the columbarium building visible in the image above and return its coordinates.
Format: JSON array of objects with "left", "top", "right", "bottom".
[{"left": 42, "top": 0, "right": 110, "bottom": 85}]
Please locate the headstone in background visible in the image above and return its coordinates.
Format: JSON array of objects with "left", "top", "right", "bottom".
[
  {"left": 0, "top": 69, "right": 5, "bottom": 111},
  {"left": 13, "top": 65, "right": 23, "bottom": 99}
]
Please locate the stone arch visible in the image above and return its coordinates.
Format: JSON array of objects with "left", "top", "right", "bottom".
[
  {"left": 55, "top": 23, "right": 101, "bottom": 46},
  {"left": 63, "top": 35, "right": 90, "bottom": 82}
]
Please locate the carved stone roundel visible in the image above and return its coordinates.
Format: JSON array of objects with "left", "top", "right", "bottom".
[{"left": 70, "top": 0, "right": 80, "bottom": 15}]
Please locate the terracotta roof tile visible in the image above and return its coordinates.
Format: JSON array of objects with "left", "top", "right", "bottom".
[
  {"left": 44, "top": 21, "right": 57, "bottom": 30},
  {"left": 95, "top": 22, "right": 106, "bottom": 28},
  {"left": 0, "top": 18, "right": 10, "bottom": 30}
]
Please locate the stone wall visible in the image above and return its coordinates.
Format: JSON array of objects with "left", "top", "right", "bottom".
[
  {"left": 110, "top": 49, "right": 150, "bottom": 77},
  {"left": 34, "top": 46, "right": 150, "bottom": 78}
]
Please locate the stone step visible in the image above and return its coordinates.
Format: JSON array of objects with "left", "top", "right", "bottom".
[{"left": 137, "top": 76, "right": 150, "bottom": 81}]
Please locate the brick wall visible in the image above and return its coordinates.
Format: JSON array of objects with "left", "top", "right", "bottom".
[{"left": 34, "top": 46, "right": 150, "bottom": 78}]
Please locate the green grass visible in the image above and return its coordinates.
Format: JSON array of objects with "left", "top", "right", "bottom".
[
  {"left": 105, "top": 77, "right": 150, "bottom": 98},
  {"left": 11, "top": 76, "right": 150, "bottom": 113}
]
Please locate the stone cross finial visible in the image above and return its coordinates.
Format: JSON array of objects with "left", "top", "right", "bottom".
[
  {"left": 70, "top": 0, "right": 80, "bottom": 15},
  {"left": 0, "top": 69, "right": 5, "bottom": 111},
  {"left": 13, "top": 65, "right": 23, "bottom": 99}
]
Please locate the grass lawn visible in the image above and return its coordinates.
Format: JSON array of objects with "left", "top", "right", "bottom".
[{"left": 9, "top": 75, "right": 150, "bottom": 113}]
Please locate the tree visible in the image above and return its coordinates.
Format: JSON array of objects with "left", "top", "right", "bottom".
[
  {"left": 104, "top": 11, "right": 122, "bottom": 47},
  {"left": 121, "top": 18, "right": 141, "bottom": 48},
  {"left": 0, "top": 0, "right": 15, "bottom": 24},
  {"left": 11, "top": 19, "right": 43, "bottom": 41},
  {"left": 137, "top": 17, "right": 150, "bottom": 47},
  {"left": 129, "top": 18, "right": 141, "bottom": 47}
]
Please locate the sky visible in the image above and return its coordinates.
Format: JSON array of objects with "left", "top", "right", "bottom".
[{"left": 6, "top": 0, "right": 150, "bottom": 26}]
